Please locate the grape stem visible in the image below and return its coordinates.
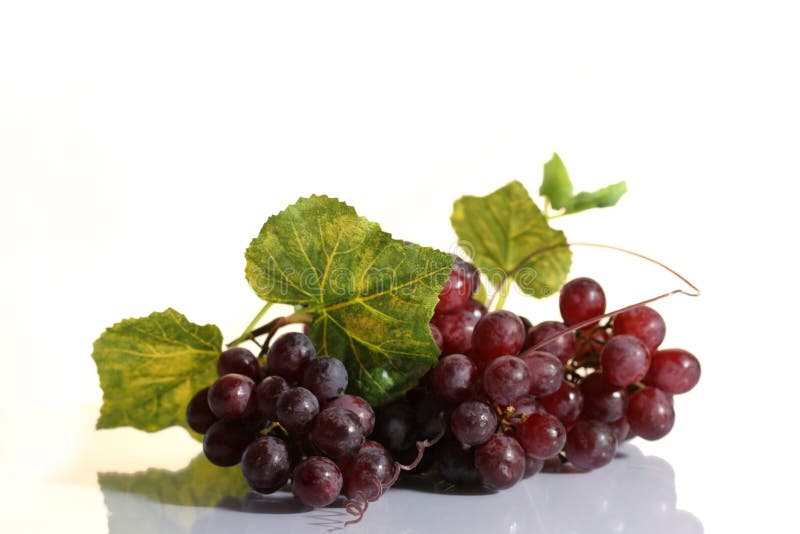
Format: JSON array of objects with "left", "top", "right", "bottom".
[
  {"left": 226, "top": 311, "right": 313, "bottom": 349},
  {"left": 226, "top": 302, "right": 274, "bottom": 347}
]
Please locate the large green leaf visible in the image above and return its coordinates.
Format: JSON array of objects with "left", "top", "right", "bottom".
[
  {"left": 92, "top": 308, "right": 222, "bottom": 434},
  {"left": 245, "top": 195, "right": 452, "bottom": 405},
  {"left": 451, "top": 180, "right": 571, "bottom": 298},
  {"left": 98, "top": 453, "right": 250, "bottom": 508}
]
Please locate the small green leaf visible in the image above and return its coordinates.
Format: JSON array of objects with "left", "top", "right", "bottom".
[
  {"left": 564, "top": 181, "right": 628, "bottom": 214},
  {"left": 92, "top": 308, "right": 222, "bottom": 434},
  {"left": 451, "top": 181, "right": 572, "bottom": 298},
  {"left": 98, "top": 453, "right": 250, "bottom": 508},
  {"left": 540, "top": 153, "right": 573, "bottom": 210},
  {"left": 245, "top": 195, "right": 452, "bottom": 405}
]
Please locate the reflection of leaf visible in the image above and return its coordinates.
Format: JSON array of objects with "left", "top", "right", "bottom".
[
  {"left": 451, "top": 181, "right": 572, "bottom": 298},
  {"left": 98, "top": 453, "right": 250, "bottom": 507},
  {"left": 92, "top": 309, "right": 222, "bottom": 436},
  {"left": 245, "top": 195, "right": 452, "bottom": 405}
]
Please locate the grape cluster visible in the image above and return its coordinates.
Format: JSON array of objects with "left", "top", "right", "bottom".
[
  {"left": 423, "top": 270, "right": 701, "bottom": 490},
  {"left": 185, "top": 333, "right": 403, "bottom": 517}
]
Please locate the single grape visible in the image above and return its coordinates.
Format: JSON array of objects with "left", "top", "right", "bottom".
[
  {"left": 539, "top": 380, "right": 583, "bottom": 424},
  {"left": 513, "top": 412, "right": 566, "bottom": 459},
  {"left": 436, "top": 268, "right": 472, "bottom": 313},
  {"left": 310, "top": 407, "right": 365, "bottom": 459},
  {"left": 601, "top": 335, "right": 651, "bottom": 386},
  {"left": 186, "top": 387, "right": 218, "bottom": 433},
  {"left": 240, "top": 436, "right": 291, "bottom": 493},
  {"left": 524, "top": 456, "right": 545, "bottom": 478},
  {"left": 203, "top": 419, "right": 254, "bottom": 466},
  {"left": 579, "top": 372, "right": 628, "bottom": 423},
  {"left": 375, "top": 402, "right": 416, "bottom": 452},
  {"left": 326, "top": 395, "right": 375, "bottom": 436},
  {"left": 471, "top": 311, "right": 526, "bottom": 363},
  {"left": 302, "top": 356, "right": 348, "bottom": 402},
  {"left": 450, "top": 401, "right": 497, "bottom": 446},
  {"left": 437, "top": 439, "right": 480, "bottom": 486},
  {"left": 358, "top": 439, "right": 391, "bottom": 456},
  {"left": 559, "top": 277, "right": 606, "bottom": 326},
  {"left": 276, "top": 387, "right": 320, "bottom": 433},
  {"left": 255, "top": 375, "right": 289, "bottom": 420},
  {"left": 342, "top": 448, "right": 395, "bottom": 500},
  {"left": 207, "top": 373, "right": 257, "bottom": 420},
  {"left": 292, "top": 456, "right": 342, "bottom": 507},
  {"left": 483, "top": 355, "right": 532, "bottom": 406},
  {"left": 626, "top": 386, "right": 674, "bottom": 440},
  {"left": 612, "top": 305, "right": 666, "bottom": 353},
  {"left": 565, "top": 420, "right": 617, "bottom": 470},
  {"left": 414, "top": 390, "right": 448, "bottom": 441},
  {"left": 526, "top": 321, "right": 576, "bottom": 364},
  {"left": 432, "top": 353, "right": 478, "bottom": 404},
  {"left": 518, "top": 349, "right": 563, "bottom": 396},
  {"left": 644, "top": 348, "right": 701, "bottom": 394},
  {"left": 609, "top": 416, "right": 631, "bottom": 442},
  {"left": 429, "top": 323, "right": 444, "bottom": 351},
  {"left": 453, "top": 256, "right": 481, "bottom": 297},
  {"left": 217, "top": 347, "right": 260, "bottom": 381},
  {"left": 509, "top": 396, "right": 546, "bottom": 424},
  {"left": 430, "top": 299, "right": 486, "bottom": 355},
  {"left": 266, "top": 332, "right": 316, "bottom": 383},
  {"left": 474, "top": 435, "right": 525, "bottom": 490}
]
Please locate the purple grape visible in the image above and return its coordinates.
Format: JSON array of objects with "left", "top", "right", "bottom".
[
  {"left": 255, "top": 375, "right": 289, "bottom": 420},
  {"left": 526, "top": 321, "right": 576, "bottom": 364},
  {"left": 539, "top": 380, "right": 583, "bottom": 424},
  {"left": 266, "top": 332, "right": 316, "bottom": 383},
  {"left": 609, "top": 416, "right": 631, "bottom": 442},
  {"left": 431, "top": 299, "right": 486, "bottom": 356},
  {"left": 325, "top": 395, "right": 375, "bottom": 436},
  {"left": 217, "top": 347, "right": 259, "bottom": 381},
  {"left": 437, "top": 439, "right": 480, "bottom": 486},
  {"left": 375, "top": 402, "right": 416, "bottom": 452},
  {"left": 565, "top": 420, "right": 616, "bottom": 470},
  {"left": 186, "top": 387, "right": 218, "bottom": 433},
  {"left": 292, "top": 456, "right": 342, "bottom": 507},
  {"left": 241, "top": 436, "right": 291, "bottom": 493},
  {"left": 601, "top": 335, "right": 651, "bottom": 387},
  {"left": 203, "top": 419, "right": 254, "bottom": 466},
  {"left": 579, "top": 372, "right": 628, "bottom": 423},
  {"left": 626, "top": 387, "right": 674, "bottom": 440},
  {"left": 432, "top": 353, "right": 478, "bottom": 404},
  {"left": 513, "top": 412, "right": 566, "bottom": 460},
  {"left": 302, "top": 356, "right": 348, "bottom": 402},
  {"left": 518, "top": 349, "right": 563, "bottom": 396},
  {"left": 310, "top": 407, "right": 365, "bottom": 459},
  {"left": 207, "top": 373, "right": 257, "bottom": 420},
  {"left": 453, "top": 256, "right": 481, "bottom": 297},
  {"left": 471, "top": 311, "right": 526, "bottom": 364},
  {"left": 524, "top": 456, "right": 545, "bottom": 478},
  {"left": 450, "top": 401, "right": 497, "bottom": 446},
  {"left": 644, "top": 348, "right": 701, "bottom": 394},
  {"left": 342, "top": 449, "right": 395, "bottom": 500},
  {"left": 276, "top": 387, "right": 319, "bottom": 433},
  {"left": 559, "top": 277, "right": 606, "bottom": 326},
  {"left": 482, "top": 355, "right": 532, "bottom": 405},
  {"left": 474, "top": 435, "right": 525, "bottom": 490},
  {"left": 436, "top": 268, "right": 472, "bottom": 313},
  {"left": 612, "top": 305, "right": 666, "bottom": 353}
]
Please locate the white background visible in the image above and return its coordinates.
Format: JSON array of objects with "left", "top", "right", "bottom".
[{"left": 1, "top": 1, "right": 798, "bottom": 533}]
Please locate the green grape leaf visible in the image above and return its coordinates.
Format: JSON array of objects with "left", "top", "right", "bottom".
[
  {"left": 540, "top": 152, "right": 574, "bottom": 210},
  {"left": 564, "top": 181, "right": 628, "bottom": 214},
  {"left": 98, "top": 453, "right": 250, "bottom": 508},
  {"left": 92, "top": 308, "right": 222, "bottom": 435},
  {"left": 451, "top": 180, "right": 572, "bottom": 298},
  {"left": 245, "top": 195, "right": 452, "bottom": 406}
]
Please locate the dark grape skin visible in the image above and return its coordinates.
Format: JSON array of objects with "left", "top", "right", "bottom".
[
  {"left": 342, "top": 449, "right": 395, "bottom": 500},
  {"left": 524, "top": 456, "right": 545, "bottom": 478},
  {"left": 310, "top": 407, "right": 365, "bottom": 459},
  {"left": 513, "top": 412, "right": 567, "bottom": 460},
  {"left": 435, "top": 268, "right": 472, "bottom": 313},
  {"left": 579, "top": 372, "right": 628, "bottom": 423},
  {"left": 186, "top": 387, "right": 218, "bottom": 433},
  {"left": 301, "top": 356, "right": 348, "bottom": 403},
  {"left": 559, "top": 277, "right": 606, "bottom": 326},
  {"left": 292, "top": 457, "right": 343, "bottom": 507},
  {"left": 255, "top": 375, "right": 289, "bottom": 420},
  {"left": 565, "top": 420, "right": 617, "bottom": 470},
  {"left": 432, "top": 353, "right": 478, "bottom": 404},
  {"left": 203, "top": 419, "right": 255, "bottom": 466},
  {"left": 266, "top": 332, "right": 316, "bottom": 384},
  {"left": 539, "top": 380, "right": 583, "bottom": 424},
  {"left": 375, "top": 402, "right": 416, "bottom": 452},
  {"left": 609, "top": 416, "right": 631, "bottom": 442},
  {"left": 644, "top": 349, "right": 701, "bottom": 394},
  {"left": 207, "top": 373, "right": 258, "bottom": 420},
  {"left": 450, "top": 401, "right": 497, "bottom": 446},
  {"left": 414, "top": 389, "right": 448, "bottom": 441},
  {"left": 483, "top": 355, "right": 532, "bottom": 406},
  {"left": 241, "top": 436, "right": 291, "bottom": 494},
  {"left": 437, "top": 439, "right": 480, "bottom": 486},
  {"left": 474, "top": 435, "right": 526, "bottom": 490},
  {"left": 471, "top": 311, "right": 526, "bottom": 364},
  {"left": 431, "top": 299, "right": 486, "bottom": 356},
  {"left": 601, "top": 335, "right": 651, "bottom": 387},
  {"left": 429, "top": 323, "right": 444, "bottom": 351},
  {"left": 627, "top": 387, "right": 675, "bottom": 440},
  {"left": 453, "top": 255, "right": 481, "bottom": 297},
  {"left": 217, "top": 347, "right": 260, "bottom": 381},
  {"left": 276, "top": 387, "right": 320, "bottom": 433},
  {"left": 526, "top": 321, "right": 576, "bottom": 365},
  {"left": 326, "top": 395, "right": 375, "bottom": 436},
  {"left": 612, "top": 305, "right": 666, "bottom": 353},
  {"left": 518, "top": 349, "right": 563, "bottom": 397},
  {"left": 509, "top": 396, "right": 547, "bottom": 424}
]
